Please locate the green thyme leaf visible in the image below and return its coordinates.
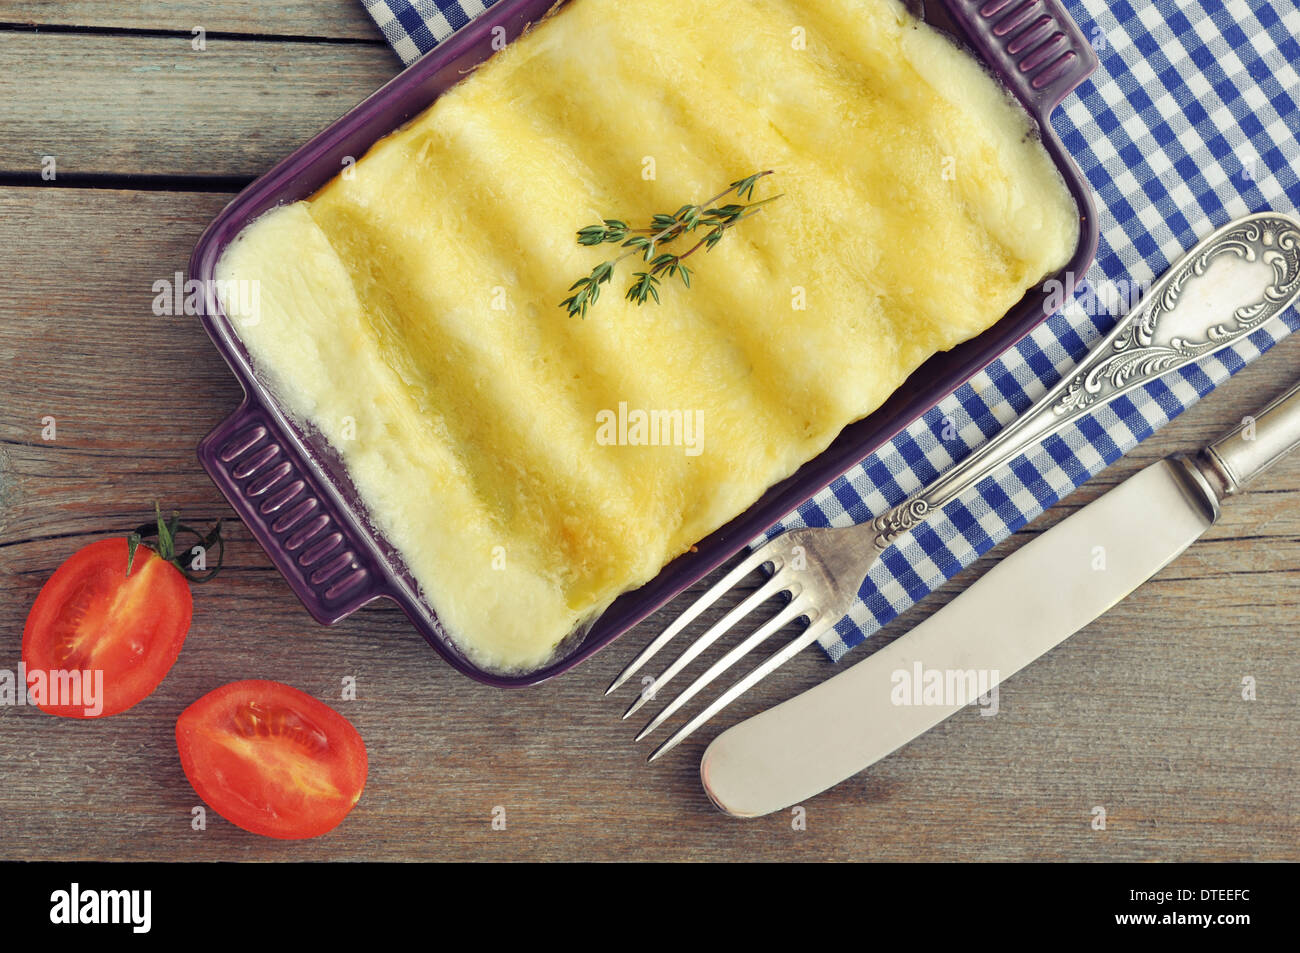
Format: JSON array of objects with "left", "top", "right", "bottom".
[{"left": 561, "top": 170, "right": 779, "bottom": 316}]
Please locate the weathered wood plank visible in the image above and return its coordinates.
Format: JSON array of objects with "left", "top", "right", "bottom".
[
  {"left": 0, "top": 186, "right": 1296, "bottom": 860},
  {"left": 1, "top": 0, "right": 384, "bottom": 42},
  {"left": 0, "top": 33, "right": 397, "bottom": 178}
]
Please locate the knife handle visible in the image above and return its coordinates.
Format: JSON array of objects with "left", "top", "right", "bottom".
[{"left": 1199, "top": 379, "right": 1300, "bottom": 495}]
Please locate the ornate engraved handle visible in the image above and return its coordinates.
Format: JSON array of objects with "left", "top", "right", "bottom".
[{"left": 868, "top": 211, "right": 1300, "bottom": 549}]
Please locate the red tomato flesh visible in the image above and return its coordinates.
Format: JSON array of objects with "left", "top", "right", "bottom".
[
  {"left": 22, "top": 537, "right": 192, "bottom": 718},
  {"left": 176, "top": 680, "right": 368, "bottom": 840}
]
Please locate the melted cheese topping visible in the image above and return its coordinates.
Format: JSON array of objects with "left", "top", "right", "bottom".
[{"left": 216, "top": 0, "right": 1079, "bottom": 673}]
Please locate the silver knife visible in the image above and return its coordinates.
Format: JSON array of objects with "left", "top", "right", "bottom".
[{"left": 700, "top": 377, "right": 1300, "bottom": 817}]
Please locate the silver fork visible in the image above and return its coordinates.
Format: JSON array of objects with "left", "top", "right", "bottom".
[{"left": 605, "top": 211, "right": 1300, "bottom": 761}]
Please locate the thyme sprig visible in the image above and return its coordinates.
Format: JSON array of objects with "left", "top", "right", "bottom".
[{"left": 561, "top": 170, "right": 781, "bottom": 317}]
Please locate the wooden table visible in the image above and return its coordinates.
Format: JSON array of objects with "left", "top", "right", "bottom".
[{"left": 1, "top": 1, "right": 1296, "bottom": 862}]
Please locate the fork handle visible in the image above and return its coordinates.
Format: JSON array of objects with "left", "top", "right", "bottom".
[{"left": 866, "top": 212, "right": 1300, "bottom": 550}]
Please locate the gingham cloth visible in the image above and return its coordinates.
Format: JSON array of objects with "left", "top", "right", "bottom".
[{"left": 362, "top": 0, "right": 1300, "bottom": 661}]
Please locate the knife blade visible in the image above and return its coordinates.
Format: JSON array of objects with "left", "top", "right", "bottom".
[{"left": 700, "top": 377, "right": 1300, "bottom": 818}]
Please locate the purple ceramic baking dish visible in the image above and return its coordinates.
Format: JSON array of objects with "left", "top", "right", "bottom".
[{"left": 191, "top": 0, "right": 1099, "bottom": 686}]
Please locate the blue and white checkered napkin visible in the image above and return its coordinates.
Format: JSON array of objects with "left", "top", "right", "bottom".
[
  {"left": 363, "top": 0, "right": 1300, "bottom": 660},
  {"left": 363, "top": 0, "right": 503, "bottom": 65}
]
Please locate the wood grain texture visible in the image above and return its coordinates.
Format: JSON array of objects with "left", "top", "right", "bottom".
[
  {"left": 0, "top": 186, "right": 1296, "bottom": 861},
  {"left": 0, "top": 32, "right": 397, "bottom": 178},
  {"left": 2, "top": 1, "right": 384, "bottom": 41}
]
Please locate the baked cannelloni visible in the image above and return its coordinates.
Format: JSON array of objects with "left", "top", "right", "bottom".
[{"left": 216, "top": 0, "right": 1079, "bottom": 672}]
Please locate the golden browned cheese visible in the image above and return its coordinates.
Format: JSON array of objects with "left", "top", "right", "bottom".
[{"left": 216, "top": 0, "right": 1079, "bottom": 672}]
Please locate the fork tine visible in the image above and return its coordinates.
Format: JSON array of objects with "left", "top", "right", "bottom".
[
  {"left": 622, "top": 570, "right": 793, "bottom": 721},
  {"left": 645, "top": 615, "right": 834, "bottom": 763},
  {"left": 604, "top": 542, "right": 780, "bottom": 695},
  {"left": 634, "top": 594, "right": 813, "bottom": 741}
]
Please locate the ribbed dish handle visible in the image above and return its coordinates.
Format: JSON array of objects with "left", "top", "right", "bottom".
[
  {"left": 197, "top": 399, "right": 391, "bottom": 623},
  {"left": 944, "top": 0, "right": 1100, "bottom": 117}
]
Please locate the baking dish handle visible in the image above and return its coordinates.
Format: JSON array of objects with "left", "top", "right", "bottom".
[
  {"left": 944, "top": 0, "right": 1099, "bottom": 118},
  {"left": 197, "top": 398, "right": 392, "bottom": 624}
]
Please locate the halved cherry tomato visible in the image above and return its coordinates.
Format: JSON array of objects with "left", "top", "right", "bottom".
[
  {"left": 22, "top": 537, "right": 192, "bottom": 718},
  {"left": 176, "top": 680, "right": 368, "bottom": 840}
]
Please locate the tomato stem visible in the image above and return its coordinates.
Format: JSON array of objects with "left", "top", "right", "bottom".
[
  {"left": 125, "top": 504, "right": 226, "bottom": 583},
  {"left": 125, "top": 532, "right": 143, "bottom": 576}
]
